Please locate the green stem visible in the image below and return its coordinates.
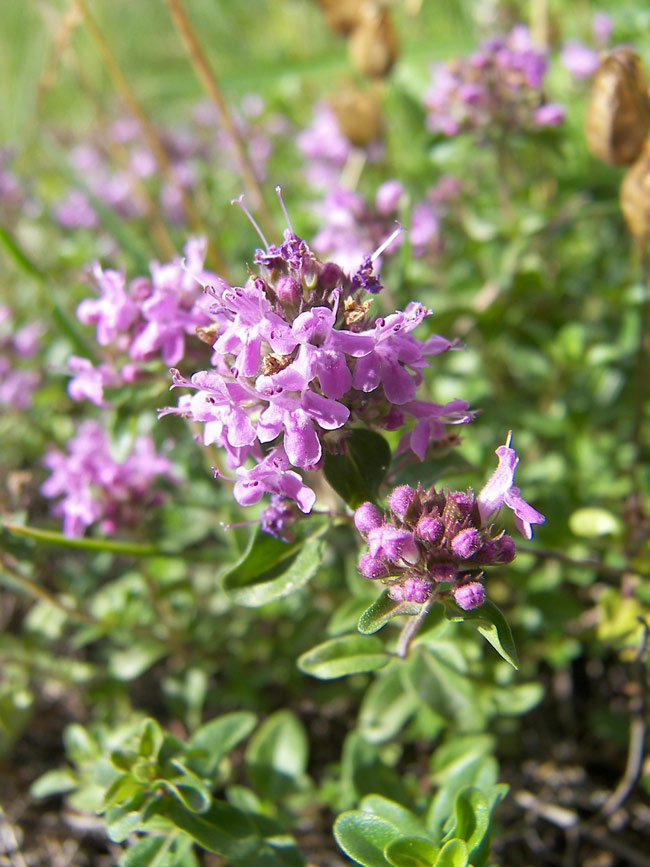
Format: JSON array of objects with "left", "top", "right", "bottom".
[{"left": 396, "top": 596, "right": 436, "bottom": 658}]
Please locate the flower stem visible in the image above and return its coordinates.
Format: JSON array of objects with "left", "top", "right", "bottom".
[
  {"left": 164, "top": 0, "right": 276, "bottom": 238},
  {"left": 0, "top": 553, "right": 97, "bottom": 626},
  {"left": 73, "top": 0, "right": 227, "bottom": 273},
  {"left": 396, "top": 596, "right": 436, "bottom": 658}
]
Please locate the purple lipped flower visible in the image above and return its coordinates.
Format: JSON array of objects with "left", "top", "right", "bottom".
[
  {"left": 367, "top": 525, "right": 420, "bottom": 565},
  {"left": 67, "top": 356, "right": 120, "bottom": 407},
  {"left": 477, "top": 432, "right": 545, "bottom": 539},
  {"left": 41, "top": 421, "right": 177, "bottom": 538}
]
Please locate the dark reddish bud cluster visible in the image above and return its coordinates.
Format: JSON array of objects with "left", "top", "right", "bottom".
[{"left": 354, "top": 482, "right": 517, "bottom": 610}]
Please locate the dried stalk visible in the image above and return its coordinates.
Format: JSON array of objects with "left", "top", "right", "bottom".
[{"left": 164, "top": 0, "right": 276, "bottom": 237}]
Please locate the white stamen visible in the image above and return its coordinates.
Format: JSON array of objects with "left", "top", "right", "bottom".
[
  {"left": 505, "top": 430, "right": 513, "bottom": 448},
  {"left": 371, "top": 223, "right": 404, "bottom": 263},
  {"left": 275, "top": 185, "right": 294, "bottom": 234},
  {"left": 231, "top": 194, "right": 269, "bottom": 248}
]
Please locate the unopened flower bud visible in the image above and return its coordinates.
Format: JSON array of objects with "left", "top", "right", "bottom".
[
  {"left": 320, "top": 261, "right": 345, "bottom": 291},
  {"left": 359, "top": 553, "right": 389, "bottom": 579},
  {"left": 354, "top": 502, "right": 383, "bottom": 535},
  {"left": 430, "top": 563, "right": 456, "bottom": 583},
  {"left": 402, "top": 575, "right": 431, "bottom": 603},
  {"left": 476, "top": 534, "right": 516, "bottom": 564},
  {"left": 416, "top": 515, "right": 444, "bottom": 544},
  {"left": 453, "top": 582, "right": 486, "bottom": 610},
  {"left": 276, "top": 276, "right": 301, "bottom": 305},
  {"left": 388, "top": 485, "right": 416, "bottom": 519},
  {"left": 449, "top": 490, "right": 475, "bottom": 516},
  {"left": 451, "top": 527, "right": 482, "bottom": 559}
]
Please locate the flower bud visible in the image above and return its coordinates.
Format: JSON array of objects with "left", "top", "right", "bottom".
[
  {"left": 388, "top": 485, "right": 416, "bottom": 520},
  {"left": 448, "top": 490, "right": 475, "bottom": 516},
  {"left": 359, "top": 553, "right": 389, "bottom": 579},
  {"left": 430, "top": 563, "right": 456, "bottom": 583},
  {"left": 451, "top": 527, "right": 482, "bottom": 559},
  {"left": 354, "top": 502, "right": 383, "bottom": 535},
  {"left": 453, "top": 582, "right": 486, "bottom": 611},
  {"left": 476, "top": 534, "right": 516, "bottom": 564},
  {"left": 402, "top": 575, "right": 431, "bottom": 603},
  {"left": 416, "top": 515, "right": 444, "bottom": 544},
  {"left": 276, "top": 276, "right": 301, "bottom": 305}
]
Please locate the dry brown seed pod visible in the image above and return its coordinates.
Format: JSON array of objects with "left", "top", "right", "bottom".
[
  {"left": 621, "top": 140, "right": 650, "bottom": 238},
  {"left": 317, "top": 0, "right": 365, "bottom": 35},
  {"left": 330, "top": 84, "right": 382, "bottom": 146},
  {"left": 348, "top": 5, "right": 399, "bottom": 78},
  {"left": 585, "top": 46, "right": 650, "bottom": 166}
]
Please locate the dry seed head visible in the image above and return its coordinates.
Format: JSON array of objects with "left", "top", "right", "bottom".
[
  {"left": 620, "top": 140, "right": 650, "bottom": 238},
  {"left": 330, "top": 83, "right": 382, "bottom": 146},
  {"left": 317, "top": 0, "right": 365, "bottom": 35},
  {"left": 585, "top": 47, "right": 650, "bottom": 166},
  {"left": 348, "top": 5, "right": 399, "bottom": 79}
]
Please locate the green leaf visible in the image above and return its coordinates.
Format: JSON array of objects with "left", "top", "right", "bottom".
[
  {"left": 159, "top": 777, "right": 212, "bottom": 814},
  {"left": 446, "top": 601, "right": 519, "bottom": 670},
  {"left": 448, "top": 786, "right": 508, "bottom": 867},
  {"left": 323, "top": 429, "right": 391, "bottom": 508},
  {"left": 358, "top": 667, "right": 419, "bottom": 744},
  {"left": 358, "top": 591, "right": 422, "bottom": 635},
  {"left": 164, "top": 798, "right": 261, "bottom": 859},
  {"left": 359, "top": 796, "right": 427, "bottom": 839},
  {"left": 403, "top": 648, "right": 476, "bottom": 725},
  {"left": 120, "top": 836, "right": 168, "bottom": 867},
  {"left": 109, "top": 641, "right": 168, "bottom": 681},
  {"left": 341, "top": 736, "right": 406, "bottom": 805},
  {"left": 139, "top": 719, "right": 164, "bottom": 759},
  {"left": 427, "top": 736, "right": 498, "bottom": 838},
  {"left": 105, "top": 796, "right": 147, "bottom": 843},
  {"left": 245, "top": 710, "right": 309, "bottom": 800},
  {"left": 297, "top": 634, "right": 389, "bottom": 680},
  {"left": 433, "top": 839, "right": 468, "bottom": 867},
  {"left": 385, "top": 837, "right": 440, "bottom": 867},
  {"left": 569, "top": 507, "right": 622, "bottom": 538},
  {"left": 187, "top": 711, "right": 257, "bottom": 779},
  {"left": 29, "top": 768, "right": 78, "bottom": 799},
  {"left": 334, "top": 811, "right": 402, "bottom": 867},
  {"left": 222, "top": 525, "right": 326, "bottom": 607}
]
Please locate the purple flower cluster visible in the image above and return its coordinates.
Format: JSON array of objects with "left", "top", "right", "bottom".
[
  {"left": 0, "top": 306, "right": 43, "bottom": 410},
  {"left": 297, "top": 102, "right": 382, "bottom": 191},
  {"left": 54, "top": 100, "right": 284, "bottom": 229},
  {"left": 312, "top": 176, "right": 462, "bottom": 275},
  {"left": 68, "top": 237, "right": 216, "bottom": 406},
  {"left": 425, "top": 25, "right": 564, "bottom": 137},
  {"left": 163, "top": 205, "right": 473, "bottom": 519},
  {"left": 560, "top": 13, "right": 612, "bottom": 82},
  {"left": 41, "top": 421, "right": 177, "bottom": 538},
  {"left": 354, "top": 435, "right": 545, "bottom": 609}
]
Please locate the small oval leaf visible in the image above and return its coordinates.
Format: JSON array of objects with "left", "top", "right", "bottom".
[{"left": 298, "top": 634, "right": 389, "bottom": 680}]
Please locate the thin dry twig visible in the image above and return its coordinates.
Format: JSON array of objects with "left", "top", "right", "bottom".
[
  {"left": 164, "top": 0, "right": 276, "bottom": 237},
  {"left": 73, "top": 0, "right": 227, "bottom": 273},
  {"left": 592, "top": 617, "right": 648, "bottom": 821}
]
